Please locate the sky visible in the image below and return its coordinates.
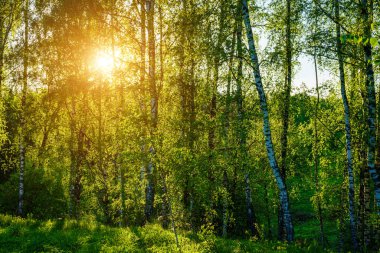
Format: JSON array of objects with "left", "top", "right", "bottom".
[
  {"left": 294, "top": 54, "right": 335, "bottom": 90},
  {"left": 254, "top": 0, "right": 336, "bottom": 92},
  {"left": 257, "top": 35, "right": 335, "bottom": 93}
]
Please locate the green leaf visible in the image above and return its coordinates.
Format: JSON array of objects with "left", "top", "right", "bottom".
[
  {"left": 370, "top": 37, "right": 378, "bottom": 47},
  {"left": 340, "top": 35, "right": 346, "bottom": 44}
]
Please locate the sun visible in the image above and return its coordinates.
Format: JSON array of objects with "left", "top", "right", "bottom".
[{"left": 94, "top": 51, "right": 114, "bottom": 73}]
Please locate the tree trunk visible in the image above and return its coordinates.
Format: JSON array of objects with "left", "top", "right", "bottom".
[
  {"left": 361, "top": 0, "right": 380, "bottom": 211},
  {"left": 120, "top": 165, "right": 126, "bottom": 226},
  {"left": 157, "top": 3, "right": 170, "bottom": 228},
  {"left": 278, "top": 0, "right": 292, "bottom": 241},
  {"left": 359, "top": 149, "right": 371, "bottom": 249},
  {"left": 0, "top": 16, "right": 3, "bottom": 97},
  {"left": 236, "top": 1, "right": 257, "bottom": 236},
  {"left": 244, "top": 173, "right": 256, "bottom": 236},
  {"left": 334, "top": 0, "right": 358, "bottom": 249},
  {"left": 139, "top": 0, "right": 147, "bottom": 175},
  {"left": 207, "top": 0, "right": 227, "bottom": 226},
  {"left": 160, "top": 171, "right": 181, "bottom": 250},
  {"left": 221, "top": 26, "right": 236, "bottom": 239},
  {"left": 97, "top": 68, "right": 109, "bottom": 224},
  {"left": 313, "top": 51, "right": 325, "bottom": 247},
  {"left": 138, "top": 0, "right": 149, "bottom": 223},
  {"left": 358, "top": 86, "right": 370, "bottom": 249},
  {"left": 67, "top": 91, "right": 84, "bottom": 219},
  {"left": 18, "top": 0, "right": 29, "bottom": 217},
  {"left": 110, "top": 0, "right": 127, "bottom": 227},
  {"left": 222, "top": 170, "right": 228, "bottom": 237},
  {"left": 337, "top": 175, "right": 345, "bottom": 253},
  {"left": 241, "top": 0, "right": 294, "bottom": 241},
  {"left": 363, "top": 169, "right": 371, "bottom": 247},
  {"left": 145, "top": 0, "right": 157, "bottom": 222},
  {"left": 224, "top": 30, "right": 235, "bottom": 137}
]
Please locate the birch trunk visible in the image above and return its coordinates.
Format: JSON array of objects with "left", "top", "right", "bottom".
[
  {"left": 224, "top": 31, "right": 235, "bottom": 137},
  {"left": 334, "top": 0, "right": 357, "bottom": 249},
  {"left": 139, "top": 0, "right": 148, "bottom": 185},
  {"left": 138, "top": 0, "right": 148, "bottom": 188},
  {"left": 18, "top": 0, "right": 29, "bottom": 217},
  {"left": 221, "top": 26, "right": 236, "bottom": 238},
  {"left": 361, "top": 0, "right": 380, "bottom": 211},
  {"left": 144, "top": 0, "right": 157, "bottom": 222},
  {"left": 241, "top": 0, "right": 294, "bottom": 241}
]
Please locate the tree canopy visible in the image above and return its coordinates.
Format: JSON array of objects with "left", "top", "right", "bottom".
[{"left": 0, "top": 0, "right": 379, "bottom": 251}]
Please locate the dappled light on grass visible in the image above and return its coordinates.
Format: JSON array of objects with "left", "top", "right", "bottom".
[{"left": 0, "top": 214, "right": 329, "bottom": 253}]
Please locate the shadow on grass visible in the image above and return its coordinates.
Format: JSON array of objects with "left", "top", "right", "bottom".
[{"left": 0, "top": 215, "right": 331, "bottom": 253}]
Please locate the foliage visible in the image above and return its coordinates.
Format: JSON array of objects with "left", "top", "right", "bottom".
[
  {"left": 0, "top": 214, "right": 330, "bottom": 253},
  {"left": 0, "top": 0, "right": 379, "bottom": 251}
]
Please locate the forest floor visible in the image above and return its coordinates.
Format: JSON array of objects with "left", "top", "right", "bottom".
[{"left": 0, "top": 214, "right": 337, "bottom": 253}]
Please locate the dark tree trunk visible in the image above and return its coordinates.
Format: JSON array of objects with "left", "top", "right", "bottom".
[
  {"left": 361, "top": 0, "right": 380, "bottom": 211},
  {"left": 278, "top": 0, "right": 292, "bottom": 241},
  {"left": 313, "top": 50, "right": 325, "bottom": 247},
  {"left": 236, "top": 0, "right": 257, "bottom": 237}
]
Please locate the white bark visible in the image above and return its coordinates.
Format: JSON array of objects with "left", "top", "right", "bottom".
[
  {"left": 241, "top": 0, "right": 294, "bottom": 241},
  {"left": 335, "top": 0, "right": 357, "bottom": 248},
  {"left": 18, "top": 0, "right": 29, "bottom": 217}
]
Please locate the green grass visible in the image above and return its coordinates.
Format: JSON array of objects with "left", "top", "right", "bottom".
[{"left": 0, "top": 214, "right": 332, "bottom": 253}]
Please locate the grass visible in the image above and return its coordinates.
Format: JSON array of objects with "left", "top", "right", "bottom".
[{"left": 0, "top": 214, "right": 333, "bottom": 252}]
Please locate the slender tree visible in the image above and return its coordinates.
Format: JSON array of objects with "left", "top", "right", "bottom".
[
  {"left": 313, "top": 48, "right": 325, "bottom": 247},
  {"left": 360, "top": 0, "right": 380, "bottom": 211},
  {"left": 145, "top": 0, "right": 157, "bottom": 222},
  {"left": 18, "top": 0, "right": 29, "bottom": 217},
  {"left": 241, "top": 0, "right": 294, "bottom": 242},
  {"left": 0, "top": 1, "right": 17, "bottom": 96},
  {"left": 236, "top": 0, "right": 256, "bottom": 236},
  {"left": 278, "top": 0, "right": 292, "bottom": 241},
  {"left": 334, "top": 0, "right": 357, "bottom": 249}
]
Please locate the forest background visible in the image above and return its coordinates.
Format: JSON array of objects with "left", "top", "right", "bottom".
[{"left": 0, "top": 0, "right": 379, "bottom": 252}]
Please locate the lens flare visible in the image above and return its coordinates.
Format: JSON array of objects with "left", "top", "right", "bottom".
[{"left": 94, "top": 52, "right": 114, "bottom": 73}]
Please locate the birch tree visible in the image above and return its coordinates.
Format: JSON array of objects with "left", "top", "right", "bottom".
[
  {"left": 241, "top": 0, "right": 294, "bottom": 241},
  {"left": 334, "top": 0, "right": 357, "bottom": 249},
  {"left": 360, "top": 0, "right": 380, "bottom": 212},
  {"left": 18, "top": 0, "right": 29, "bottom": 217},
  {"left": 145, "top": 0, "right": 157, "bottom": 222}
]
